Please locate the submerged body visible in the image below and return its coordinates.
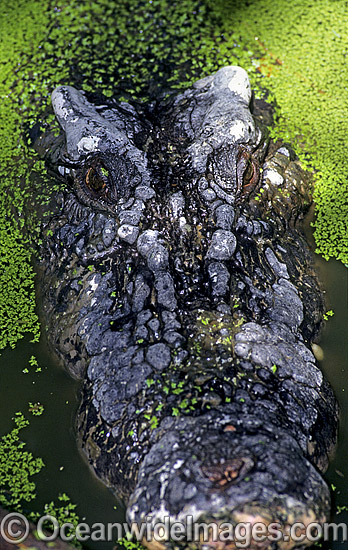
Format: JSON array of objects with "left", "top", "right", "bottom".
[{"left": 36, "top": 67, "right": 338, "bottom": 548}]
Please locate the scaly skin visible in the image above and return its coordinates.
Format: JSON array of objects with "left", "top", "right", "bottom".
[{"left": 35, "top": 67, "right": 338, "bottom": 549}]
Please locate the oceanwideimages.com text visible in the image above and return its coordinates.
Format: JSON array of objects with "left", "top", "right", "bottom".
[{"left": 2, "top": 512, "right": 348, "bottom": 547}]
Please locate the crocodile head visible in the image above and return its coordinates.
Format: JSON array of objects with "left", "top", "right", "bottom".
[{"left": 35, "top": 67, "right": 338, "bottom": 549}]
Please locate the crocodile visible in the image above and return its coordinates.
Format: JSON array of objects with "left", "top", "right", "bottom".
[{"left": 34, "top": 66, "right": 338, "bottom": 549}]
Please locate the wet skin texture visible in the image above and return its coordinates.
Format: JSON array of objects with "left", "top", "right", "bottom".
[{"left": 35, "top": 67, "right": 338, "bottom": 549}]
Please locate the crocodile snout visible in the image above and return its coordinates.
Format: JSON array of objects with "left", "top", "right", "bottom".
[
  {"left": 139, "top": 505, "right": 321, "bottom": 550},
  {"left": 127, "top": 417, "right": 330, "bottom": 550}
]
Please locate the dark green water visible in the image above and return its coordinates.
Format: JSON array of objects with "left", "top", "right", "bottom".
[
  {"left": 315, "top": 255, "right": 348, "bottom": 550},
  {"left": 0, "top": 336, "right": 125, "bottom": 549},
  {"left": 0, "top": 228, "right": 347, "bottom": 550}
]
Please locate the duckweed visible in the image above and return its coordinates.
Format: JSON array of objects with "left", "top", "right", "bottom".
[
  {"left": 0, "top": 413, "right": 44, "bottom": 508},
  {"left": 208, "top": 0, "right": 348, "bottom": 263}
]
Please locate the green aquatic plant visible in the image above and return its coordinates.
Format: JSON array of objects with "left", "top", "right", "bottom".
[
  {"left": 0, "top": 414, "right": 81, "bottom": 544},
  {"left": 117, "top": 538, "right": 145, "bottom": 550},
  {"left": 31, "top": 493, "right": 81, "bottom": 546},
  {"left": 28, "top": 402, "right": 45, "bottom": 416},
  {"left": 323, "top": 309, "right": 335, "bottom": 321},
  {"left": 0, "top": 412, "right": 44, "bottom": 509},
  {"left": 207, "top": 0, "right": 348, "bottom": 263}
]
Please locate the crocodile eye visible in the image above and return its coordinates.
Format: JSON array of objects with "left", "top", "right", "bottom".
[
  {"left": 237, "top": 149, "right": 259, "bottom": 195},
  {"left": 73, "top": 154, "right": 119, "bottom": 211},
  {"left": 243, "top": 159, "right": 255, "bottom": 186},
  {"left": 85, "top": 165, "right": 108, "bottom": 195}
]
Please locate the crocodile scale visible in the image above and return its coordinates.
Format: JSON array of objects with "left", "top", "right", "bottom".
[{"left": 34, "top": 67, "right": 338, "bottom": 549}]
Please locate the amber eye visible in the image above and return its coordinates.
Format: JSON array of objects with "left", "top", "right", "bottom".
[
  {"left": 85, "top": 164, "right": 108, "bottom": 194},
  {"left": 237, "top": 149, "right": 259, "bottom": 195},
  {"left": 243, "top": 159, "right": 255, "bottom": 185}
]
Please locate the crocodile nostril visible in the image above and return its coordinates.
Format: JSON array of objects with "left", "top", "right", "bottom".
[{"left": 201, "top": 457, "right": 255, "bottom": 489}]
